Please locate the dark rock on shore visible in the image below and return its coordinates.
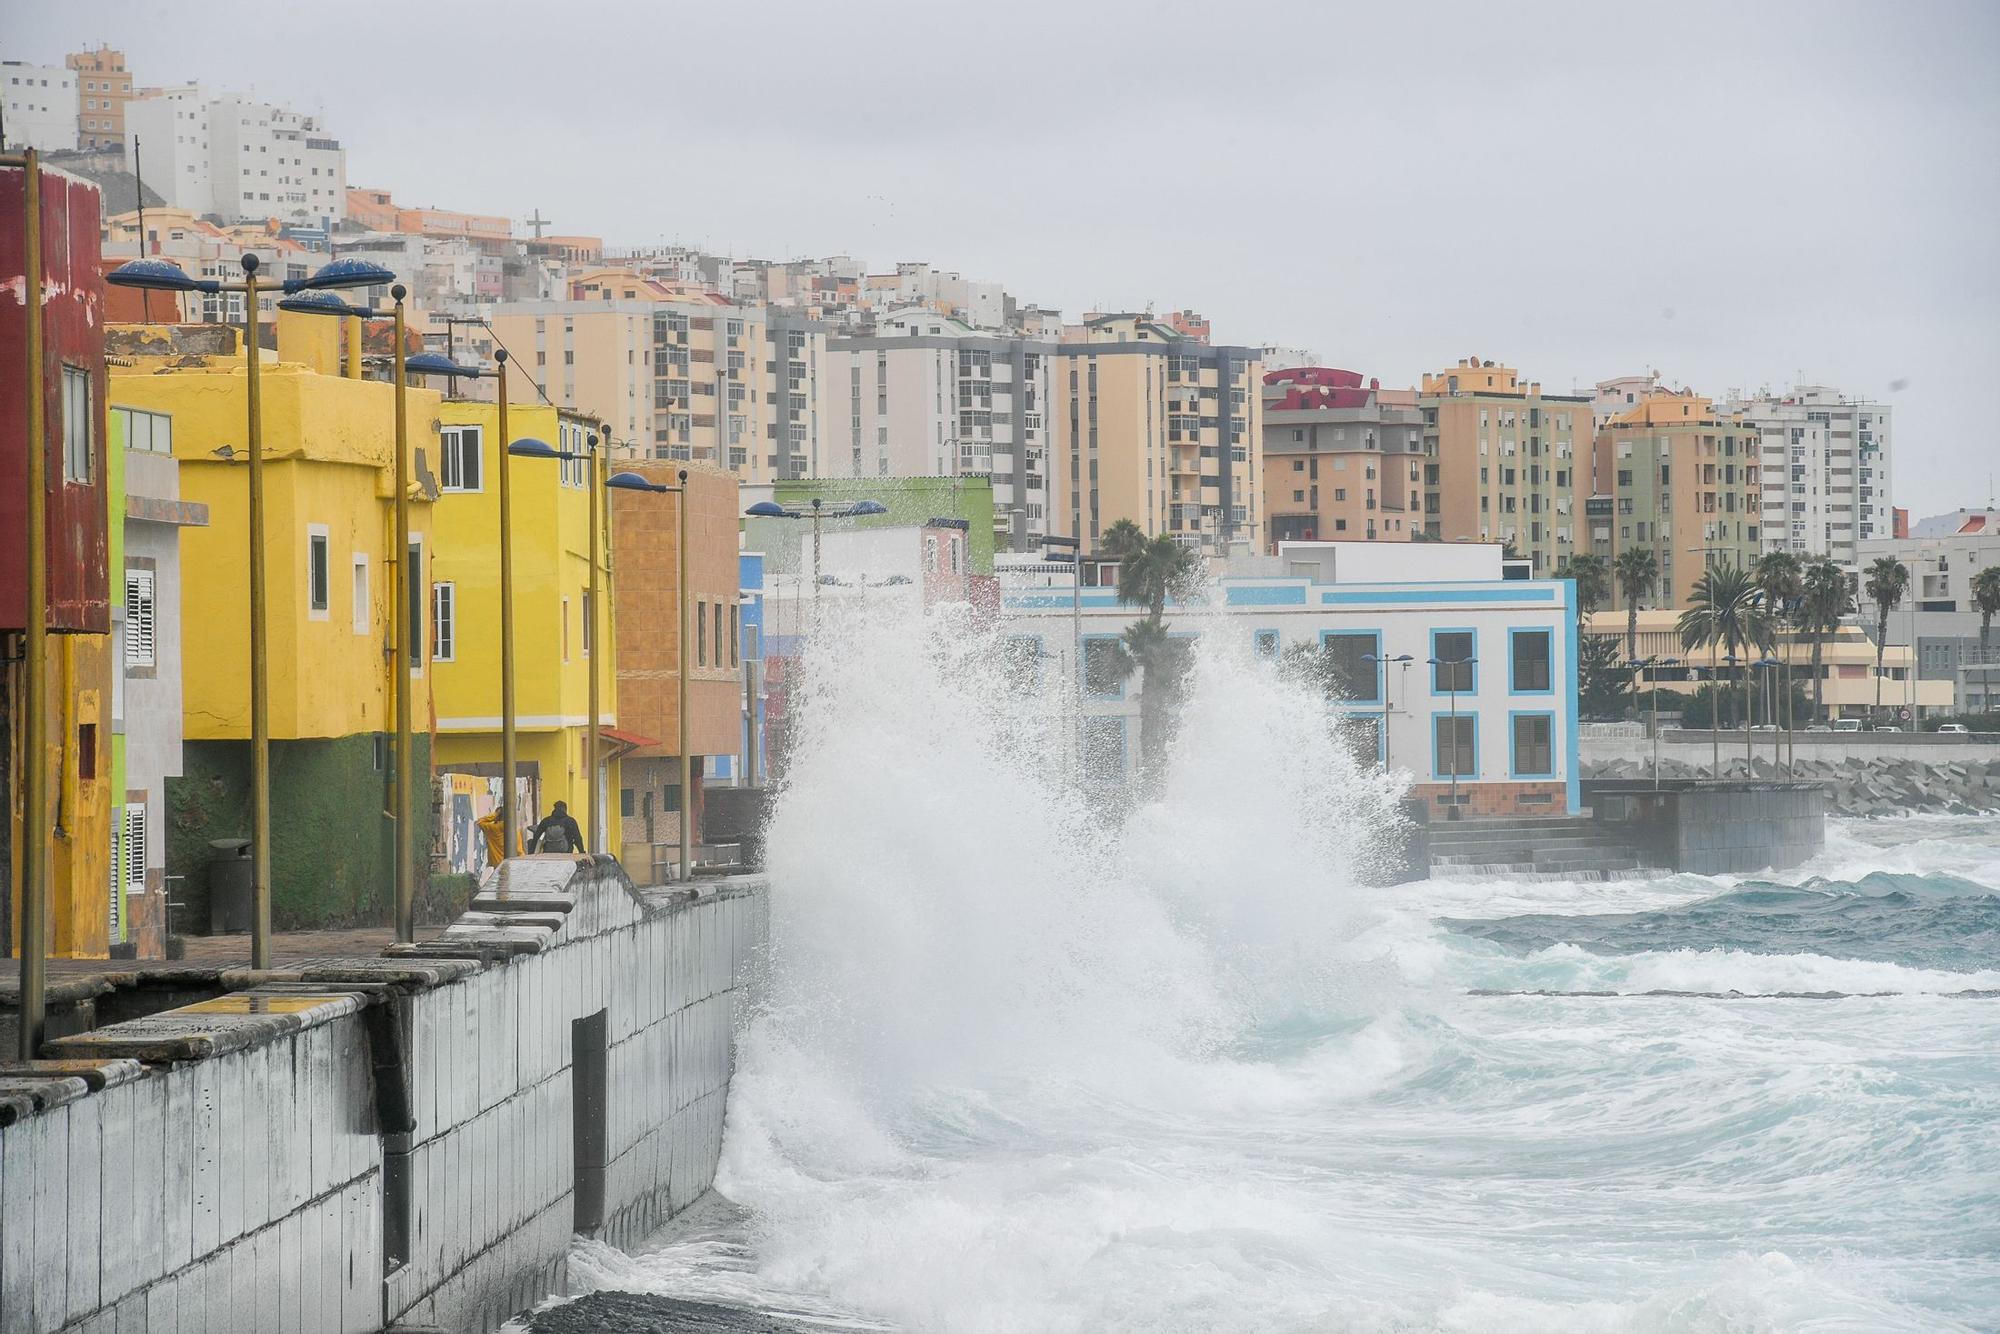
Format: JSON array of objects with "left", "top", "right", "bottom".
[{"left": 526, "top": 1292, "right": 831, "bottom": 1333}]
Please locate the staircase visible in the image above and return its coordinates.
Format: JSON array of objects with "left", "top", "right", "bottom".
[{"left": 1426, "top": 814, "right": 1664, "bottom": 881}]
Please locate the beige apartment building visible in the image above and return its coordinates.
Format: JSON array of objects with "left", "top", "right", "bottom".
[
  {"left": 487, "top": 296, "right": 829, "bottom": 484},
  {"left": 1590, "top": 390, "right": 1762, "bottom": 608},
  {"left": 1420, "top": 357, "right": 1592, "bottom": 575},
  {"left": 1261, "top": 368, "right": 1423, "bottom": 544},
  {"left": 1048, "top": 314, "right": 1263, "bottom": 553},
  {"left": 67, "top": 47, "right": 135, "bottom": 149}
]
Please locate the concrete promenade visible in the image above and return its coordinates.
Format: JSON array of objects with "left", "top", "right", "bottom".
[{"left": 0, "top": 855, "right": 768, "bottom": 1334}]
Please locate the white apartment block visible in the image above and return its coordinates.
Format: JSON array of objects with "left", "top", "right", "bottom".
[
  {"left": 2, "top": 60, "right": 79, "bottom": 151},
  {"left": 819, "top": 321, "right": 1056, "bottom": 551},
  {"left": 1727, "top": 384, "right": 1893, "bottom": 562},
  {"left": 124, "top": 85, "right": 346, "bottom": 225}
]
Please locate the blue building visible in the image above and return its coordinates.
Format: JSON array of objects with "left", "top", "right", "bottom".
[{"left": 998, "top": 541, "right": 1580, "bottom": 818}]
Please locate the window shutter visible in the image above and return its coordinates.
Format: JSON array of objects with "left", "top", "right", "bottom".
[
  {"left": 125, "top": 569, "right": 157, "bottom": 669},
  {"left": 125, "top": 803, "right": 148, "bottom": 894}
]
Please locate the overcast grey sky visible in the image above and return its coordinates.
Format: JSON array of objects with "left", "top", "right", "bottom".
[{"left": 11, "top": 0, "right": 1997, "bottom": 518}]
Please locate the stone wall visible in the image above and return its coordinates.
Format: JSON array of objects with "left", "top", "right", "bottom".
[
  {"left": 1585, "top": 780, "right": 1826, "bottom": 874},
  {"left": 0, "top": 857, "right": 767, "bottom": 1334},
  {"left": 1585, "top": 754, "right": 2000, "bottom": 817}
]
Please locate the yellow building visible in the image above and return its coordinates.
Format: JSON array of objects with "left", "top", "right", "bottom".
[
  {"left": 105, "top": 316, "right": 441, "bottom": 928},
  {"left": 1049, "top": 314, "right": 1264, "bottom": 553},
  {"left": 429, "top": 400, "right": 625, "bottom": 853}
]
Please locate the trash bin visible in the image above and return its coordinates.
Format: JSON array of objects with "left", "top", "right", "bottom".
[{"left": 208, "top": 838, "right": 254, "bottom": 934}]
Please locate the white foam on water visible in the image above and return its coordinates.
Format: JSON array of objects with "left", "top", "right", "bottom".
[{"left": 605, "top": 597, "right": 1999, "bottom": 1333}]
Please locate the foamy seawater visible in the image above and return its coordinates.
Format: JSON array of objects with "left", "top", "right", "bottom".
[{"left": 541, "top": 606, "right": 2000, "bottom": 1334}]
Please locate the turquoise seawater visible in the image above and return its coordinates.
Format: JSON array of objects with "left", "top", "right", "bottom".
[{"left": 529, "top": 606, "right": 2000, "bottom": 1333}]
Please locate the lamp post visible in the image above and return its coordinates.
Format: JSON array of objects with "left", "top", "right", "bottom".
[
  {"left": 1632, "top": 656, "right": 1681, "bottom": 788},
  {"left": 277, "top": 287, "right": 479, "bottom": 942},
  {"left": 744, "top": 495, "right": 889, "bottom": 616},
  {"left": 8, "top": 147, "right": 49, "bottom": 1058},
  {"left": 1042, "top": 534, "right": 1083, "bottom": 778},
  {"left": 1362, "top": 652, "right": 1416, "bottom": 771},
  {"left": 1425, "top": 655, "right": 1477, "bottom": 818},
  {"left": 110, "top": 252, "right": 396, "bottom": 967}
]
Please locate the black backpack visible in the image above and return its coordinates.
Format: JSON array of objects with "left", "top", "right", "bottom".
[{"left": 539, "top": 820, "right": 573, "bottom": 854}]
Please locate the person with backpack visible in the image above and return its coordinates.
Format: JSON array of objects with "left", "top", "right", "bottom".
[{"left": 528, "top": 800, "right": 586, "bottom": 857}]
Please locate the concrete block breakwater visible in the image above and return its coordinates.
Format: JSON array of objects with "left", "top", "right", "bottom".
[
  {"left": 0, "top": 857, "right": 768, "bottom": 1334},
  {"left": 1584, "top": 755, "right": 2000, "bottom": 817}
]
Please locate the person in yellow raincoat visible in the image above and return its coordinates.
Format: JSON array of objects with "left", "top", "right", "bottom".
[{"left": 475, "top": 808, "right": 521, "bottom": 868}]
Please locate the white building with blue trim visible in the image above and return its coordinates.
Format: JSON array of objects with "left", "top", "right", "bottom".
[{"left": 998, "top": 541, "right": 1580, "bottom": 818}]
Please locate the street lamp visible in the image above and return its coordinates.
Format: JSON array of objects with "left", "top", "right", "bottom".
[
  {"left": 744, "top": 496, "right": 889, "bottom": 609},
  {"left": 1042, "top": 534, "right": 1084, "bottom": 779},
  {"left": 8, "top": 147, "right": 51, "bottom": 1057},
  {"left": 277, "top": 285, "right": 479, "bottom": 944},
  {"left": 505, "top": 434, "right": 677, "bottom": 862},
  {"left": 1628, "top": 656, "right": 1681, "bottom": 787},
  {"left": 1755, "top": 654, "right": 1782, "bottom": 772},
  {"left": 109, "top": 250, "right": 396, "bottom": 969},
  {"left": 1425, "top": 655, "right": 1477, "bottom": 819},
  {"left": 1362, "top": 652, "right": 1415, "bottom": 771}
]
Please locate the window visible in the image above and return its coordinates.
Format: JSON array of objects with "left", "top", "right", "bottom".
[
  {"left": 1083, "top": 636, "right": 1127, "bottom": 698},
  {"left": 729, "top": 604, "right": 740, "bottom": 667},
  {"left": 581, "top": 590, "right": 593, "bottom": 658},
  {"left": 124, "top": 569, "right": 157, "bottom": 669},
  {"left": 1320, "top": 631, "right": 1380, "bottom": 703},
  {"left": 1510, "top": 629, "right": 1551, "bottom": 692},
  {"left": 713, "top": 603, "right": 725, "bottom": 671},
  {"left": 1434, "top": 715, "right": 1475, "bottom": 778},
  {"left": 1082, "top": 716, "right": 1127, "bottom": 781},
  {"left": 1512, "top": 714, "right": 1554, "bottom": 777},
  {"left": 431, "top": 582, "right": 455, "bottom": 662},
  {"left": 62, "top": 365, "right": 93, "bottom": 482},
  {"left": 113, "top": 405, "right": 173, "bottom": 454},
  {"left": 620, "top": 788, "right": 636, "bottom": 818},
  {"left": 351, "top": 555, "right": 370, "bottom": 635},
  {"left": 440, "top": 425, "right": 482, "bottom": 491},
  {"left": 1432, "top": 631, "right": 1474, "bottom": 692},
  {"left": 696, "top": 598, "right": 708, "bottom": 666},
  {"left": 1253, "top": 629, "right": 1280, "bottom": 660},
  {"left": 307, "top": 528, "right": 330, "bottom": 617},
  {"left": 562, "top": 596, "right": 571, "bottom": 660},
  {"left": 78, "top": 723, "right": 98, "bottom": 781},
  {"left": 406, "top": 541, "right": 424, "bottom": 668},
  {"left": 123, "top": 802, "right": 147, "bottom": 895}
]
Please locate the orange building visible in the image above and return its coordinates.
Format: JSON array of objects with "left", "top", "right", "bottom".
[
  {"left": 1262, "top": 368, "right": 1423, "bottom": 544},
  {"left": 611, "top": 462, "right": 743, "bottom": 881},
  {"left": 67, "top": 47, "right": 136, "bottom": 150}
]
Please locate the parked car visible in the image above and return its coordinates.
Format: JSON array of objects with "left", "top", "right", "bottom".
[
  {"left": 1804, "top": 723, "right": 1833, "bottom": 733},
  {"left": 1832, "top": 718, "right": 1864, "bottom": 733},
  {"left": 1874, "top": 724, "right": 1903, "bottom": 733},
  {"left": 1937, "top": 723, "right": 1971, "bottom": 735},
  {"left": 1750, "top": 724, "right": 1780, "bottom": 732}
]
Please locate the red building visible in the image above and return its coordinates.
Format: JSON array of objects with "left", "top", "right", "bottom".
[{"left": 1, "top": 161, "right": 109, "bottom": 633}]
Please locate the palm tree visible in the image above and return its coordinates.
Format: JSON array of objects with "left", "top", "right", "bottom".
[
  {"left": 1754, "top": 552, "right": 1804, "bottom": 744},
  {"left": 1099, "top": 520, "right": 1201, "bottom": 774},
  {"left": 1613, "top": 547, "right": 1658, "bottom": 665},
  {"left": 1559, "top": 553, "right": 1609, "bottom": 625},
  {"left": 1797, "top": 559, "right": 1853, "bottom": 722},
  {"left": 1678, "top": 561, "right": 1772, "bottom": 773},
  {"left": 1115, "top": 533, "right": 1199, "bottom": 619},
  {"left": 1968, "top": 564, "right": 2000, "bottom": 716},
  {"left": 1972, "top": 565, "right": 2000, "bottom": 659},
  {"left": 1863, "top": 556, "right": 1909, "bottom": 718}
]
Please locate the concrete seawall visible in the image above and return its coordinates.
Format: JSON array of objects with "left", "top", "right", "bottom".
[{"left": 0, "top": 857, "right": 768, "bottom": 1334}]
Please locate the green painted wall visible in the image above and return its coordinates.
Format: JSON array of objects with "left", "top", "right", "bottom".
[
  {"left": 753, "top": 476, "right": 997, "bottom": 574},
  {"left": 166, "top": 733, "right": 434, "bottom": 931}
]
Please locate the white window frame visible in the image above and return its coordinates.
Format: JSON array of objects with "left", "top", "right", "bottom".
[
  {"left": 62, "top": 364, "right": 93, "bottom": 482},
  {"left": 431, "top": 581, "right": 455, "bottom": 663},
  {"left": 123, "top": 802, "right": 148, "bottom": 895},
  {"left": 439, "top": 424, "right": 483, "bottom": 492},
  {"left": 306, "top": 525, "right": 331, "bottom": 620},
  {"left": 351, "top": 554, "right": 370, "bottom": 635},
  {"left": 124, "top": 568, "right": 157, "bottom": 669}
]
